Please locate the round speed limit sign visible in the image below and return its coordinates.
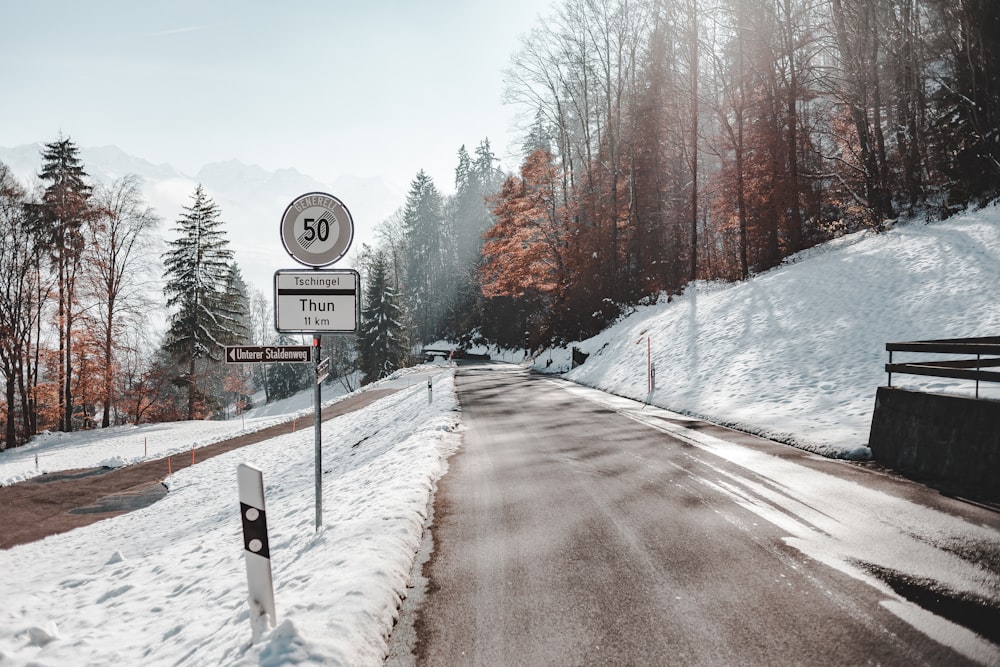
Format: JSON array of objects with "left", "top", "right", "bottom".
[{"left": 280, "top": 192, "right": 355, "bottom": 267}]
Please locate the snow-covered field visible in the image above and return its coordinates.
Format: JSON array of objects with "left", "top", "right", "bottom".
[
  {"left": 0, "top": 367, "right": 460, "bottom": 666},
  {"left": 1, "top": 205, "right": 999, "bottom": 665},
  {"left": 549, "top": 204, "right": 1000, "bottom": 459}
]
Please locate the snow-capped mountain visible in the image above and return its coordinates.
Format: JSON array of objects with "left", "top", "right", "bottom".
[{"left": 0, "top": 144, "right": 401, "bottom": 295}]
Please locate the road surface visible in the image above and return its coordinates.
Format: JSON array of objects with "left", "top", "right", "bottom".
[{"left": 408, "top": 364, "right": 1000, "bottom": 666}]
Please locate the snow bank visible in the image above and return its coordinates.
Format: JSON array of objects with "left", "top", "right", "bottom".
[
  {"left": 0, "top": 369, "right": 461, "bottom": 666},
  {"left": 554, "top": 205, "right": 1000, "bottom": 458}
]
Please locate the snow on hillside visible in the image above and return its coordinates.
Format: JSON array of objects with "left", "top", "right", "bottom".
[
  {"left": 0, "top": 378, "right": 363, "bottom": 487},
  {"left": 549, "top": 204, "right": 1000, "bottom": 459},
  {"left": 0, "top": 366, "right": 459, "bottom": 666}
]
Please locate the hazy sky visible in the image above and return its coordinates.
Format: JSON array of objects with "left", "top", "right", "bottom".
[{"left": 0, "top": 1, "right": 550, "bottom": 196}]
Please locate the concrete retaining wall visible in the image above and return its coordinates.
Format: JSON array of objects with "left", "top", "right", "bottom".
[{"left": 868, "top": 386, "right": 1000, "bottom": 502}]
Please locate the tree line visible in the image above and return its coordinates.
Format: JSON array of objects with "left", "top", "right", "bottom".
[
  {"left": 477, "top": 0, "right": 998, "bottom": 344},
  {"left": 0, "top": 139, "right": 305, "bottom": 448},
  {"left": 360, "top": 0, "right": 998, "bottom": 358},
  {"left": 1, "top": 139, "right": 166, "bottom": 447},
  {"left": 3, "top": 0, "right": 997, "bottom": 445}
]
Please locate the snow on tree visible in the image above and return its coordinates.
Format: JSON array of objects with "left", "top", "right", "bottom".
[
  {"left": 358, "top": 250, "right": 407, "bottom": 385},
  {"left": 162, "top": 185, "right": 241, "bottom": 420},
  {"left": 402, "top": 170, "right": 448, "bottom": 343}
]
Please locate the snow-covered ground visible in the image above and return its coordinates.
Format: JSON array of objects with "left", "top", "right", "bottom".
[
  {"left": 1, "top": 206, "right": 998, "bottom": 665},
  {"left": 0, "top": 366, "right": 460, "bottom": 666},
  {"left": 545, "top": 204, "right": 1000, "bottom": 459}
]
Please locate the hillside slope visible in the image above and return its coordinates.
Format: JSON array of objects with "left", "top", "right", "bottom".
[{"left": 561, "top": 205, "right": 1000, "bottom": 458}]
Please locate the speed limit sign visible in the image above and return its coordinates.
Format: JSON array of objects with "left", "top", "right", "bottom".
[{"left": 280, "top": 192, "right": 355, "bottom": 267}]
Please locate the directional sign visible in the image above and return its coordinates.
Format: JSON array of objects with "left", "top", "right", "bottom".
[
  {"left": 280, "top": 192, "right": 354, "bottom": 267},
  {"left": 225, "top": 346, "right": 312, "bottom": 363},
  {"left": 274, "top": 269, "right": 360, "bottom": 334}
]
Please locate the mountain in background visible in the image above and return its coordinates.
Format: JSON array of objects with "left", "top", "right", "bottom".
[{"left": 0, "top": 144, "right": 402, "bottom": 295}]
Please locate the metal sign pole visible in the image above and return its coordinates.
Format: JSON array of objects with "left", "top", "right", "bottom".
[
  {"left": 314, "top": 334, "right": 322, "bottom": 530},
  {"left": 276, "top": 192, "right": 359, "bottom": 534}
]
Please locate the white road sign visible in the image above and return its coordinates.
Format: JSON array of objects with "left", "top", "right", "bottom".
[
  {"left": 274, "top": 269, "right": 360, "bottom": 333},
  {"left": 280, "top": 192, "right": 355, "bottom": 267}
]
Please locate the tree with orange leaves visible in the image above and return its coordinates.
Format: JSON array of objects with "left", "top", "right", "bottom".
[{"left": 480, "top": 149, "right": 570, "bottom": 303}]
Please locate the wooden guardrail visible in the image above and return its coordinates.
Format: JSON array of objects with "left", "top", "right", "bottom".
[{"left": 886, "top": 336, "right": 1000, "bottom": 399}]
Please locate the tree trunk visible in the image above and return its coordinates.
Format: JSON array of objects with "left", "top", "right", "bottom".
[
  {"left": 689, "top": 0, "right": 699, "bottom": 282},
  {"left": 4, "top": 364, "right": 15, "bottom": 448},
  {"left": 782, "top": 0, "right": 804, "bottom": 253},
  {"left": 101, "top": 294, "right": 115, "bottom": 428},
  {"left": 187, "top": 356, "right": 196, "bottom": 421}
]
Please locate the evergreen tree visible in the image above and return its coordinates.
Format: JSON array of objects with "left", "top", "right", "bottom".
[
  {"left": 358, "top": 250, "right": 407, "bottom": 384},
  {"left": 929, "top": 0, "right": 1000, "bottom": 208},
  {"left": 162, "top": 185, "right": 238, "bottom": 420},
  {"left": 402, "top": 170, "right": 446, "bottom": 343},
  {"left": 34, "top": 136, "right": 93, "bottom": 431},
  {"left": 445, "top": 139, "right": 504, "bottom": 339},
  {"left": 221, "top": 262, "right": 252, "bottom": 346},
  {"left": 264, "top": 334, "right": 310, "bottom": 401}
]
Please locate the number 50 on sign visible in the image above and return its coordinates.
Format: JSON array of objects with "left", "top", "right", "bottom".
[{"left": 280, "top": 192, "right": 355, "bottom": 267}]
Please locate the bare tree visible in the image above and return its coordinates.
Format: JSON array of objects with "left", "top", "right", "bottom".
[
  {"left": 83, "top": 175, "right": 161, "bottom": 427},
  {"left": 34, "top": 137, "right": 94, "bottom": 432},
  {"left": 0, "top": 165, "right": 46, "bottom": 447},
  {"left": 248, "top": 286, "right": 274, "bottom": 403}
]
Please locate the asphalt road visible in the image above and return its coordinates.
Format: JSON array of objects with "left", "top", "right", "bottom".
[{"left": 411, "top": 365, "right": 991, "bottom": 666}]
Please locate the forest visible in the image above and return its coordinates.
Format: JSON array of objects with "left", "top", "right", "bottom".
[{"left": 1, "top": 0, "right": 997, "bottom": 447}]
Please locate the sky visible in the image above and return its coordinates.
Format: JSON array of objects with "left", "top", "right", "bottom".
[{"left": 0, "top": 0, "right": 551, "bottom": 196}]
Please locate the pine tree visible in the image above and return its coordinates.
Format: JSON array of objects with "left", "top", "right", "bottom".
[
  {"left": 929, "top": 0, "right": 1000, "bottom": 208},
  {"left": 402, "top": 170, "right": 446, "bottom": 343},
  {"left": 264, "top": 334, "right": 310, "bottom": 401},
  {"left": 162, "top": 185, "right": 238, "bottom": 420},
  {"left": 358, "top": 250, "right": 407, "bottom": 384},
  {"left": 221, "top": 262, "right": 252, "bottom": 346},
  {"left": 34, "top": 136, "right": 93, "bottom": 432}
]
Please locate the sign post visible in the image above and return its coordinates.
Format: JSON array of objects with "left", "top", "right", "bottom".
[
  {"left": 277, "top": 192, "right": 359, "bottom": 531},
  {"left": 313, "top": 335, "right": 323, "bottom": 530}
]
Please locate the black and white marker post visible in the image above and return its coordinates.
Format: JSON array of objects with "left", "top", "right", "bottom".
[{"left": 237, "top": 463, "right": 276, "bottom": 633}]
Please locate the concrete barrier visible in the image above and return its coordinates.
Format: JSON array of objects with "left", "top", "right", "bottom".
[{"left": 868, "top": 386, "right": 1000, "bottom": 502}]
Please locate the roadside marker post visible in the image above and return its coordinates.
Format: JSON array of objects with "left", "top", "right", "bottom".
[{"left": 237, "top": 463, "right": 276, "bottom": 633}]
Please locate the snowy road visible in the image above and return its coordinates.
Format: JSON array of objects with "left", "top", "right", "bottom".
[{"left": 412, "top": 364, "right": 1000, "bottom": 665}]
